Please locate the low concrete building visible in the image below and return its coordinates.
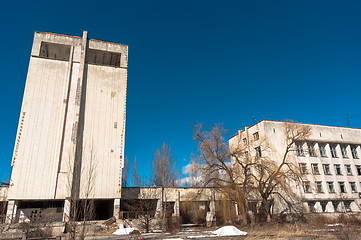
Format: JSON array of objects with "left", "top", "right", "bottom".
[
  {"left": 120, "top": 187, "right": 234, "bottom": 228},
  {"left": 229, "top": 120, "right": 361, "bottom": 215}
]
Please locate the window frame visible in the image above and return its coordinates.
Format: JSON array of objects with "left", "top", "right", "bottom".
[
  {"left": 255, "top": 146, "right": 262, "bottom": 158},
  {"left": 339, "top": 182, "right": 346, "bottom": 193},
  {"left": 303, "top": 181, "right": 311, "bottom": 193},
  {"left": 345, "top": 164, "right": 352, "bottom": 176},
  {"left": 253, "top": 132, "right": 259, "bottom": 141},
  {"left": 340, "top": 144, "right": 348, "bottom": 158},
  {"left": 296, "top": 142, "right": 304, "bottom": 156},
  {"left": 316, "top": 181, "right": 323, "bottom": 193},
  {"left": 351, "top": 145, "right": 359, "bottom": 159},
  {"left": 299, "top": 163, "right": 307, "bottom": 175},
  {"left": 330, "top": 144, "right": 338, "bottom": 158},
  {"left": 308, "top": 142, "right": 316, "bottom": 157},
  {"left": 334, "top": 164, "right": 342, "bottom": 175},
  {"left": 311, "top": 163, "right": 320, "bottom": 175},
  {"left": 350, "top": 182, "right": 357, "bottom": 193},
  {"left": 356, "top": 165, "right": 361, "bottom": 176},
  {"left": 319, "top": 143, "right": 327, "bottom": 157},
  {"left": 327, "top": 182, "right": 335, "bottom": 193},
  {"left": 323, "top": 164, "right": 331, "bottom": 175}
]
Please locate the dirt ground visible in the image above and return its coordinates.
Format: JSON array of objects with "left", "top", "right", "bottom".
[{"left": 86, "top": 222, "right": 361, "bottom": 240}]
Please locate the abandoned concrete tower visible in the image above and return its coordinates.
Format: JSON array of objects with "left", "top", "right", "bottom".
[{"left": 6, "top": 31, "right": 128, "bottom": 222}]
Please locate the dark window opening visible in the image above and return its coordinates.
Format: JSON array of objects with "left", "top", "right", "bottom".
[
  {"left": 86, "top": 49, "right": 121, "bottom": 67},
  {"left": 39, "top": 42, "right": 71, "bottom": 61}
]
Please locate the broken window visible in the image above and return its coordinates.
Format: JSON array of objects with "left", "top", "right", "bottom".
[
  {"left": 350, "top": 182, "right": 357, "bottom": 193},
  {"left": 253, "top": 132, "right": 259, "bottom": 141},
  {"left": 334, "top": 164, "right": 342, "bottom": 175},
  {"left": 311, "top": 163, "right": 320, "bottom": 175},
  {"left": 299, "top": 163, "right": 307, "bottom": 175},
  {"left": 308, "top": 142, "right": 316, "bottom": 157},
  {"left": 340, "top": 144, "right": 348, "bottom": 158},
  {"left": 339, "top": 182, "right": 346, "bottom": 193},
  {"left": 345, "top": 164, "right": 352, "bottom": 175},
  {"left": 86, "top": 48, "right": 121, "bottom": 67},
  {"left": 351, "top": 145, "right": 359, "bottom": 159},
  {"left": 327, "top": 182, "right": 335, "bottom": 193},
  {"left": 316, "top": 181, "right": 323, "bottom": 193},
  {"left": 323, "top": 164, "right": 331, "bottom": 175},
  {"left": 330, "top": 144, "right": 338, "bottom": 158},
  {"left": 39, "top": 42, "right": 71, "bottom": 61},
  {"left": 296, "top": 142, "right": 304, "bottom": 156},
  {"left": 303, "top": 181, "right": 311, "bottom": 193},
  {"left": 319, "top": 143, "right": 327, "bottom": 157},
  {"left": 255, "top": 146, "right": 261, "bottom": 157}
]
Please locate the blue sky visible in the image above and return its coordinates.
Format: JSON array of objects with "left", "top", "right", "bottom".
[{"left": 1, "top": 0, "right": 360, "bottom": 183}]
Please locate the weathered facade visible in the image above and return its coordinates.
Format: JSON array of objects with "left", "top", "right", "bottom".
[
  {"left": 6, "top": 31, "right": 128, "bottom": 222},
  {"left": 229, "top": 120, "right": 361, "bottom": 215}
]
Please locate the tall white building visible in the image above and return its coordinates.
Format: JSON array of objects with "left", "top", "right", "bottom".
[
  {"left": 6, "top": 31, "right": 128, "bottom": 221},
  {"left": 229, "top": 120, "right": 361, "bottom": 214}
]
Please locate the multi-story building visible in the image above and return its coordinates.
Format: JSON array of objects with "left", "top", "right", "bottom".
[
  {"left": 6, "top": 31, "right": 128, "bottom": 222},
  {"left": 229, "top": 120, "right": 361, "bottom": 214}
]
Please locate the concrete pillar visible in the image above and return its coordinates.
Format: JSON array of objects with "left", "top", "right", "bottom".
[
  {"left": 337, "top": 201, "right": 346, "bottom": 213},
  {"left": 206, "top": 191, "right": 216, "bottom": 227},
  {"left": 63, "top": 199, "right": 71, "bottom": 222},
  {"left": 173, "top": 191, "right": 180, "bottom": 217},
  {"left": 155, "top": 199, "right": 163, "bottom": 218},
  {"left": 325, "top": 201, "right": 335, "bottom": 213},
  {"left": 114, "top": 199, "right": 120, "bottom": 219},
  {"left": 303, "top": 202, "right": 310, "bottom": 213},
  {"left": 313, "top": 202, "right": 323, "bottom": 213},
  {"left": 350, "top": 201, "right": 361, "bottom": 212},
  {"left": 5, "top": 200, "right": 17, "bottom": 224}
]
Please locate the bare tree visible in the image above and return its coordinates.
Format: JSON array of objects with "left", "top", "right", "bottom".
[
  {"left": 132, "top": 157, "right": 140, "bottom": 187},
  {"left": 122, "top": 157, "right": 129, "bottom": 187},
  {"left": 182, "top": 160, "right": 203, "bottom": 187},
  {"left": 193, "top": 121, "right": 311, "bottom": 224},
  {"left": 192, "top": 123, "right": 247, "bottom": 224},
  {"left": 150, "top": 143, "right": 179, "bottom": 187},
  {"left": 121, "top": 187, "right": 159, "bottom": 233},
  {"left": 65, "top": 146, "right": 97, "bottom": 240}
]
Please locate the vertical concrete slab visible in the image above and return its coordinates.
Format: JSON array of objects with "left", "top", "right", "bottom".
[
  {"left": 5, "top": 200, "right": 16, "bottom": 224},
  {"left": 337, "top": 202, "right": 346, "bottom": 213},
  {"left": 313, "top": 202, "right": 323, "bottom": 213},
  {"left": 173, "top": 191, "right": 180, "bottom": 216},
  {"left": 350, "top": 201, "right": 361, "bottom": 212},
  {"left": 325, "top": 202, "right": 335, "bottom": 213},
  {"left": 63, "top": 199, "right": 70, "bottom": 222},
  {"left": 114, "top": 199, "right": 120, "bottom": 219}
]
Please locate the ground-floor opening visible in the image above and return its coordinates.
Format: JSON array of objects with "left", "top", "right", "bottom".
[
  {"left": 16, "top": 200, "right": 64, "bottom": 223},
  {"left": 71, "top": 199, "right": 114, "bottom": 221}
]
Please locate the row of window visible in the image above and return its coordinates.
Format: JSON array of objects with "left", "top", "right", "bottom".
[
  {"left": 303, "top": 181, "right": 359, "bottom": 194},
  {"left": 296, "top": 142, "right": 359, "bottom": 159},
  {"left": 300, "top": 163, "right": 361, "bottom": 176},
  {"left": 242, "top": 132, "right": 259, "bottom": 145}
]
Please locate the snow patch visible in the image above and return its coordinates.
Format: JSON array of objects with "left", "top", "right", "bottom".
[
  {"left": 113, "top": 227, "right": 135, "bottom": 235},
  {"left": 327, "top": 223, "right": 342, "bottom": 227},
  {"left": 212, "top": 226, "right": 248, "bottom": 236}
]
